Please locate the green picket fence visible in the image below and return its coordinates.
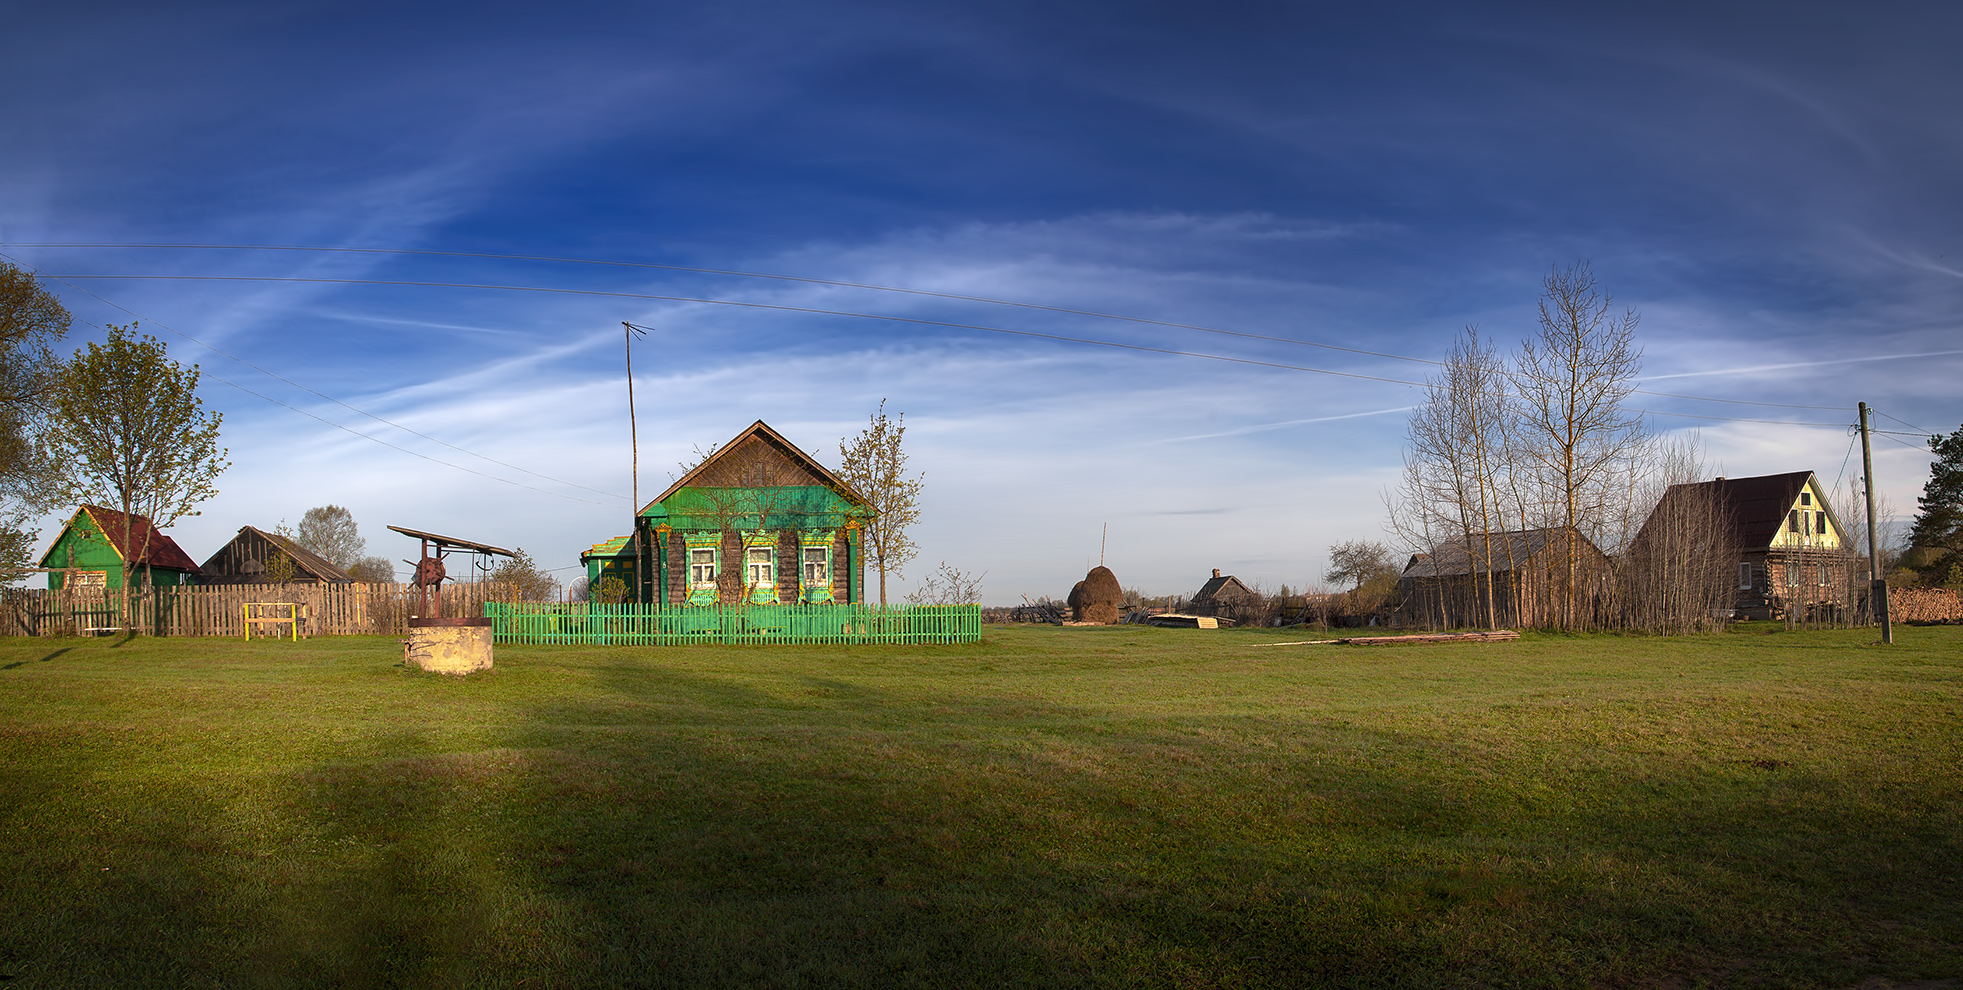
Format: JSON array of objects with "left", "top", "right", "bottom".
[{"left": 484, "top": 602, "right": 983, "bottom": 646}]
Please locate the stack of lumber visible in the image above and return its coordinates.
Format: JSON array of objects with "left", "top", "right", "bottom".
[
  {"left": 1345, "top": 630, "right": 1520, "bottom": 646},
  {"left": 1890, "top": 587, "right": 1963, "bottom": 624}
]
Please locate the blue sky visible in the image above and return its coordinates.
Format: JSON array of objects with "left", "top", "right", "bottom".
[{"left": 3, "top": 0, "right": 1959, "bottom": 601}]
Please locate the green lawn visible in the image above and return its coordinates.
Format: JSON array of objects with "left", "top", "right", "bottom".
[{"left": 1, "top": 625, "right": 1958, "bottom": 989}]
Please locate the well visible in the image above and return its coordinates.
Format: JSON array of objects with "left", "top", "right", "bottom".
[{"left": 406, "top": 616, "right": 494, "bottom": 674}]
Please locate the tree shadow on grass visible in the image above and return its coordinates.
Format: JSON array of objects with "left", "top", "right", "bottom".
[{"left": 1, "top": 646, "right": 70, "bottom": 669}]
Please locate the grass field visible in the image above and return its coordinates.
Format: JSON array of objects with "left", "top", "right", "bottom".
[{"left": 1, "top": 624, "right": 1958, "bottom": 989}]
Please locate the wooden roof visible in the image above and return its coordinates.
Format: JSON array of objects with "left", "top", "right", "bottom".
[
  {"left": 1191, "top": 572, "right": 1253, "bottom": 606},
  {"left": 644, "top": 420, "right": 869, "bottom": 516},
  {"left": 201, "top": 526, "right": 355, "bottom": 583},
  {"left": 1400, "top": 527, "right": 1603, "bottom": 579}
]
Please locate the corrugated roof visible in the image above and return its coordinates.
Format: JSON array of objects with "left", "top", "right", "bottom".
[
  {"left": 1400, "top": 527, "right": 1598, "bottom": 579},
  {"left": 582, "top": 534, "right": 634, "bottom": 561},
  {"left": 43, "top": 505, "right": 202, "bottom": 573}
]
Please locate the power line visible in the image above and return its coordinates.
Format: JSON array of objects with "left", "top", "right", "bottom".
[
  {"left": 54, "top": 311, "right": 624, "bottom": 508},
  {"left": 34, "top": 270, "right": 1869, "bottom": 429},
  {"left": 16, "top": 242, "right": 1864, "bottom": 412},
  {"left": 5, "top": 255, "right": 631, "bottom": 502},
  {"left": 1875, "top": 408, "right": 1941, "bottom": 437}
]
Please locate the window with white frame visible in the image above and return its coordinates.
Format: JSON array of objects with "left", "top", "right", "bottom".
[
  {"left": 746, "top": 546, "right": 774, "bottom": 589},
  {"left": 1739, "top": 562, "right": 1753, "bottom": 590},
  {"left": 802, "top": 546, "right": 829, "bottom": 587},
  {"left": 688, "top": 548, "right": 718, "bottom": 587}
]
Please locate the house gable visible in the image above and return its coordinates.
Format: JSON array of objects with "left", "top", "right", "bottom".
[
  {"left": 199, "top": 526, "right": 356, "bottom": 585},
  {"left": 642, "top": 420, "right": 872, "bottom": 531},
  {"left": 38, "top": 505, "right": 199, "bottom": 590},
  {"left": 1640, "top": 471, "right": 1844, "bottom": 553}
]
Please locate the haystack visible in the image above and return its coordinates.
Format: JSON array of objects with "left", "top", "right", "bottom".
[{"left": 1070, "top": 565, "right": 1124, "bottom": 624}]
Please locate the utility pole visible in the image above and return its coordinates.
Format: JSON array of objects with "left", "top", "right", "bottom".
[
  {"left": 1859, "top": 402, "right": 1892, "bottom": 644},
  {"left": 623, "top": 322, "right": 649, "bottom": 602}
]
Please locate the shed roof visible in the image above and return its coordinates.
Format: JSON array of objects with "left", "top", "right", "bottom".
[
  {"left": 1400, "top": 527, "right": 1600, "bottom": 579},
  {"left": 39, "top": 505, "right": 200, "bottom": 573},
  {"left": 205, "top": 526, "right": 355, "bottom": 583}
]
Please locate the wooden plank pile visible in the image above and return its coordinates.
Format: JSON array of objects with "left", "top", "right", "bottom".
[{"left": 1889, "top": 587, "right": 1962, "bottom": 624}]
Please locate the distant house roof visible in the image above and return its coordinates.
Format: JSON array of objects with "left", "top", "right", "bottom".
[
  {"left": 1191, "top": 569, "right": 1254, "bottom": 607},
  {"left": 1400, "top": 527, "right": 1601, "bottom": 579},
  {"left": 1639, "top": 471, "right": 1835, "bottom": 551},
  {"left": 38, "top": 505, "right": 200, "bottom": 573}
]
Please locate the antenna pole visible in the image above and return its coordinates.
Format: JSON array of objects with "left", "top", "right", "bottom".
[{"left": 1100, "top": 522, "right": 1107, "bottom": 567}]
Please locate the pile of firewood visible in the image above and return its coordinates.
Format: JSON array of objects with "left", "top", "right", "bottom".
[{"left": 1890, "top": 587, "right": 1963, "bottom": 624}]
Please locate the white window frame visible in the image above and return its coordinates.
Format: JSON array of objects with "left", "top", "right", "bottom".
[
  {"left": 802, "top": 545, "right": 830, "bottom": 588},
  {"left": 688, "top": 547, "right": 718, "bottom": 588},
  {"left": 746, "top": 545, "right": 775, "bottom": 591}
]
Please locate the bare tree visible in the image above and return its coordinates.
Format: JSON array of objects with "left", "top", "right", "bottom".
[
  {"left": 904, "top": 561, "right": 985, "bottom": 605},
  {"left": 1514, "top": 262, "right": 1645, "bottom": 629},
  {"left": 1622, "top": 436, "right": 1735, "bottom": 633},
  {"left": 838, "top": 399, "right": 922, "bottom": 606}
]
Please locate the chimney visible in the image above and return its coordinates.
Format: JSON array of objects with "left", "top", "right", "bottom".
[{"left": 1212, "top": 568, "right": 1221, "bottom": 579}]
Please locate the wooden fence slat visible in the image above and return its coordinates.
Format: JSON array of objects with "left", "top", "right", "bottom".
[{"left": 0, "top": 582, "right": 516, "bottom": 639}]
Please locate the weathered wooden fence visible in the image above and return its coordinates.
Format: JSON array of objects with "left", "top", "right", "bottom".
[
  {"left": 485, "top": 602, "right": 984, "bottom": 646},
  {"left": 0, "top": 583, "right": 512, "bottom": 638}
]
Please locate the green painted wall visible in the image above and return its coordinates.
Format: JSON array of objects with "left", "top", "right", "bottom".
[{"left": 41, "top": 513, "right": 194, "bottom": 590}]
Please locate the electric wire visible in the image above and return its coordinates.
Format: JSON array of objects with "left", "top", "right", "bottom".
[
  {"left": 15, "top": 242, "right": 1865, "bottom": 412},
  {"left": 54, "top": 311, "right": 625, "bottom": 508},
  {"left": 5, "top": 255, "right": 631, "bottom": 502},
  {"left": 1875, "top": 409, "right": 1941, "bottom": 437}
]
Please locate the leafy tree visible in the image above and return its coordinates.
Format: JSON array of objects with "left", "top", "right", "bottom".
[
  {"left": 43, "top": 323, "right": 229, "bottom": 623},
  {"left": 347, "top": 556, "right": 396, "bottom": 583},
  {"left": 1905, "top": 424, "right": 1963, "bottom": 588},
  {"left": 838, "top": 399, "right": 922, "bottom": 606},
  {"left": 1325, "top": 540, "right": 1400, "bottom": 613},
  {"left": 0, "top": 261, "right": 71, "bottom": 574},
  {"left": 489, "top": 548, "right": 562, "bottom": 602},
  {"left": 294, "top": 504, "right": 366, "bottom": 570}
]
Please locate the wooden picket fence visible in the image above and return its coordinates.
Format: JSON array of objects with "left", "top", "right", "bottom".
[
  {"left": 485, "top": 602, "right": 985, "bottom": 646},
  {"left": 0, "top": 583, "right": 513, "bottom": 639}
]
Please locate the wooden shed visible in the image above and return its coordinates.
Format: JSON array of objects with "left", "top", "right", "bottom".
[
  {"left": 198, "top": 526, "right": 355, "bottom": 585},
  {"left": 1398, "top": 527, "right": 1612, "bottom": 629},
  {"left": 1190, "top": 569, "right": 1254, "bottom": 616},
  {"left": 39, "top": 505, "right": 200, "bottom": 592}
]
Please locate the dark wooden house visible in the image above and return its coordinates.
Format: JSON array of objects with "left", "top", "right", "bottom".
[
  {"left": 1637, "top": 471, "right": 1850, "bottom": 620},
  {"left": 633, "top": 421, "right": 874, "bottom": 606},
  {"left": 1190, "top": 569, "right": 1254, "bottom": 616},
  {"left": 1398, "top": 527, "right": 1612, "bottom": 629},
  {"left": 198, "top": 526, "right": 355, "bottom": 585},
  {"left": 39, "top": 505, "right": 201, "bottom": 592}
]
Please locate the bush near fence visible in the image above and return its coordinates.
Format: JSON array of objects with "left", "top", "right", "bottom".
[
  {"left": 0, "top": 583, "right": 513, "bottom": 638},
  {"left": 486, "top": 602, "right": 983, "bottom": 646}
]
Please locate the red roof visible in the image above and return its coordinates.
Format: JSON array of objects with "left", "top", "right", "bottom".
[{"left": 77, "top": 505, "right": 201, "bottom": 573}]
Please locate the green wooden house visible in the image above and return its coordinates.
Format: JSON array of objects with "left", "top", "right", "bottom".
[
  {"left": 631, "top": 420, "right": 874, "bottom": 606},
  {"left": 40, "top": 505, "right": 202, "bottom": 591}
]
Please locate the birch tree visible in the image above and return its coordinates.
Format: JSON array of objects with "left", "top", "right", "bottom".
[
  {"left": 43, "top": 323, "right": 229, "bottom": 626},
  {"left": 1514, "top": 262, "right": 1645, "bottom": 629},
  {"left": 838, "top": 399, "right": 922, "bottom": 606}
]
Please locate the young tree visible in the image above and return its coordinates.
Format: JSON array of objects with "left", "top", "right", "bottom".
[
  {"left": 838, "top": 399, "right": 923, "bottom": 606},
  {"left": 0, "top": 261, "right": 72, "bottom": 574},
  {"left": 43, "top": 323, "right": 229, "bottom": 624},
  {"left": 904, "top": 561, "right": 985, "bottom": 605},
  {"left": 294, "top": 504, "right": 366, "bottom": 570},
  {"left": 1904, "top": 423, "right": 1963, "bottom": 589},
  {"left": 1514, "top": 262, "right": 1645, "bottom": 629},
  {"left": 489, "top": 548, "right": 562, "bottom": 602}
]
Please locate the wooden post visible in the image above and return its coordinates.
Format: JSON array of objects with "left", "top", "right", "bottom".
[{"left": 1859, "top": 402, "right": 1892, "bottom": 644}]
